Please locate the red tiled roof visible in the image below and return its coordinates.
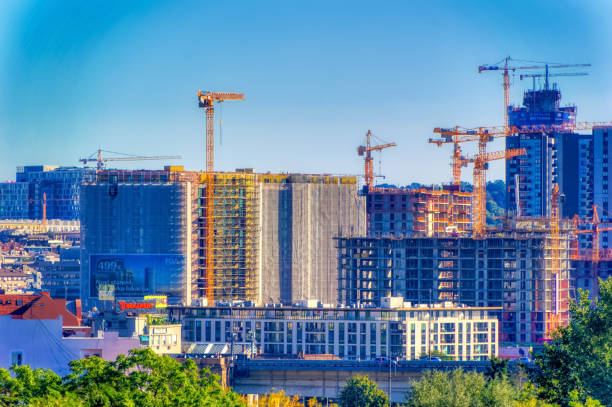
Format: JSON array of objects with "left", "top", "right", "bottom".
[{"left": 0, "top": 292, "right": 80, "bottom": 326}]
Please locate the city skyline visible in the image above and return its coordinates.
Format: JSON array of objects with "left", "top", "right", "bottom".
[{"left": 1, "top": 1, "right": 611, "bottom": 186}]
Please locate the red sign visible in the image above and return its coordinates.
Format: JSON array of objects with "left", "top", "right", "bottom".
[{"left": 118, "top": 301, "right": 154, "bottom": 310}]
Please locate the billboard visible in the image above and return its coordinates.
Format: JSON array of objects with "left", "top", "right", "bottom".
[
  {"left": 98, "top": 284, "right": 115, "bottom": 301},
  {"left": 144, "top": 295, "right": 168, "bottom": 308},
  {"left": 90, "top": 254, "right": 184, "bottom": 299}
]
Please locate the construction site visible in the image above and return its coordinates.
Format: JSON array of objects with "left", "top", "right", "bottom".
[
  {"left": 80, "top": 166, "right": 365, "bottom": 308},
  {"left": 338, "top": 57, "right": 612, "bottom": 346},
  {"left": 20, "top": 58, "right": 609, "bottom": 347}
]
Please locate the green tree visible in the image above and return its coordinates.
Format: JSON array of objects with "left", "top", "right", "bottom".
[
  {"left": 531, "top": 279, "right": 612, "bottom": 406},
  {"left": 485, "top": 355, "right": 509, "bottom": 381},
  {"left": 405, "top": 369, "right": 518, "bottom": 407},
  {"left": 0, "top": 365, "right": 65, "bottom": 405},
  {"left": 0, "top": 349, "right": 245, "bottom": 407},
  {"left": 338, "top": 375, "right": 388, "bottom": 407}
]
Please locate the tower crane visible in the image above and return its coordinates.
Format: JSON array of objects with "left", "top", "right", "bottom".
[
  {"left": 478, "top": 57, "right": 591, "bottom": 129},
  {"left": 27, "top": 193, "right": 74, "bottom": 234},
  {"left": 470, "top": 148, "right": 526, "bottom": 237},
  {"left": 197, "top": 90, "right": 244, "bottom": 303},
  {"left": 519, "top": 71, "right": 588, "bottom": 91},
  {"left": 546, "top": 183, "right": 565, "bottom": 335},
  {"left": 79, "top": 149, "right": 182, "bottom": 170},
  {"left": 357, "top": 130, "right": 397, "bottom": 190},
  {"left": 430, "top": 121, "right": 612, "bottom": 192},
  {"left": 572, "top": 205, "right": 612, "bottom": 298}
]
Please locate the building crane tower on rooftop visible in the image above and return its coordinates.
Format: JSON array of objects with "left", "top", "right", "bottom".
[
  {"left": 572, "top": 205, "right": 612, "bottom": 298},
  {"left": 519, "top": 71, "right": 589, "bottom": 91},
  {"left": 470, "top": 148, "right": 526, "bottom": 237},
  {"left": 478, "top": 57, "right": 591, "bottom": 129},
  {"left": 430, "top": 121, "right": 612, "bottom": 190},
  {"left": 27, "top": 193, "right": 74, "bottom": 234},
  {"left": 197, "top": 90, "right": 244, "bottom": 303},
  {"left": 357, "top": 130, "right": 396, "bottom": 191},
  {"left": 79, "top": 149, "right": 182, "bottom": 170}
]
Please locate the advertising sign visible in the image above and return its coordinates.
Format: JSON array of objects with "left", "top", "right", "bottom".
[
  {"left": 118, "top": 301, "right": 154, "bottom": 310},
  {"left": 97, "top": 284, "right": 115, "bottom": 301},
  {"left": 90, "top": 254, "right": 183, "bottom": 298},
  {"left": 144, "top": 295, "right": 168, "bottom": 308}
]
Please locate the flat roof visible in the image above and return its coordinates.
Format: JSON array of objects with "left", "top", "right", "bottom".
[{"left": 169, "top": 305, "right": 502, "bottom": 312}]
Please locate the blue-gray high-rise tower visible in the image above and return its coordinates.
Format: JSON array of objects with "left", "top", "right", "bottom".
[{"left": 506, "top": 85, "right": 577, "bottom": 218}]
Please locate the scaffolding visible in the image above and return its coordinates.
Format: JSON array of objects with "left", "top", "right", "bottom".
[
  {"left": 410, "top": 188, "right": 471, "bottom": 237},
  {"left": 198, "top": 172, "right": 260, "bottom": 302},
  {"left": 510, "top": 218, "right": 573, "bottom": 336}
]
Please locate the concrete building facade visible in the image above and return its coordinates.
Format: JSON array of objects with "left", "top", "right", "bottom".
[
  {"left": 336, "top": 220, "right": 573, "bottom": 346},
  {"left": 169, "top": 302, "right": 500, "bottom": 361},
  {"left": 365, "top": 187, "right": 471, "bottom": 238},
  {"left": 80, "top": 169, "right": 365, "bottom": 308},
  {"left": 506, "top": 87, "right": 577, "bottom": 218},
  {"left": 80, "top": 169, "right": 198, "bottom": 308},
  {"left": 260, "top": 174, "right": 365, "bottom": 305},
  {"left": 0, "top": 182, "right": 28, "bottom": 219}
]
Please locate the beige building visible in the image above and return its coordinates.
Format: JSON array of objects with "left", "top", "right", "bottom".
[
  {"left": 0, "top": 270, "right": 30, "bottom": 293},
  {"left": 144, "top": 323, "right": 182, "bottom": 355}
]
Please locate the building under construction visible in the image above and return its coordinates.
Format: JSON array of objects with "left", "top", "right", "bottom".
[
  {"left": 80, "top": 167, "right": 365, "bottom": 307},
  {"left": 366, "top": 186, "right": 471, "bottom": 238},
  {"left": 260, "top": 173, "right": 365, "bottom": 305},
  {"left": 80, "top": 168, "right": 200, "bottom": 309},
  {"left": 337, "top": 217, "right": 573, "bottom": 346}
]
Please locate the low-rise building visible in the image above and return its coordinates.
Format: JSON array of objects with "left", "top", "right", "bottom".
[
  {"left": 36, "top": 256, "right": 80, "bottom": 300},
  {"left": 0, "top": 270, "right": 30, "bottom": 293},
  {"left": 168, "top": 301, "right": 499, "bottom": 361},
  {"left": 0, "top": 316, "right": 139, "bottom": 375},
  {"left": 143, "top": 323, "right": 182, "bottom": 354},
  {"left": 0, "top": 292, "right": 81, "bottom": 325},
  {"left": 88, "top": 312, "right": 181, "bottom": 355}
]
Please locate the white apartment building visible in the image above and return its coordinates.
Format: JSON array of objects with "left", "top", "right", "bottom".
[{"left": 168, "top": 299, "right": 499, "bottom": 361}]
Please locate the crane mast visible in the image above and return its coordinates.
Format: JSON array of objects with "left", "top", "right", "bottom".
[
  {"left": 357, "top": 130, "right": 396, "bottom": 190},
  {"left": 478, "top": 57, "right": 591, "bottom": 134},
  {"left": 79, "top": 149, "right": 182, "bottom": 170},
  {"left": 470, "top": 148, "right": 526, "bottom": 237},
  {"left": 197, "top": 90, "right": 244, "bottom": 303}
]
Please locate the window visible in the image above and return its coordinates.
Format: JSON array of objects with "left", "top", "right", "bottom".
[{"left": 11, "top": 351, "right": 23, "bottom": 367}]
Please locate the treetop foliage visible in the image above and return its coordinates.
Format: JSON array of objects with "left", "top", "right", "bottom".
[
  {"left": 531, "top": 279, "right": 612, "bottom": 406},
  {"left": 0, "top": 348, "right": 244, "bottom": 407},
  {"left": 338, "top": 375, "right": 388, "bottom": 407}
]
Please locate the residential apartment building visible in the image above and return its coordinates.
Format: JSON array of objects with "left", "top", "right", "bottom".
[
  {"left": 0, "top": 270, "right": 30, "bottom": 293},
  {"left": 80, "top": 168, "right": 197, "bottom": 308},
  {"left": 505, "top": 86, "right": 577, "bottom": 218},
  {"left": 168, "top": 301, "right": 500, "bottom": 361},
  {"left": 592, "top": 126, "right": 612, "bottom": 247},
  {"left": 0, "top": 182, "right": 28, "bottom": 219},
  {"left": 17, "top": 166, "right": 94, "bottom": 220},
  {"left": 36, "top": 248, "right": 81, "bottom": 300},
  {"left": 365, "top": 187, "right": 471, "bottom": 238},
  {"left": 336, "top": 219, "right": 573, "bottom": 346},
  {"left": 80, "top": 168, "right": 365, "bottom": 308}
]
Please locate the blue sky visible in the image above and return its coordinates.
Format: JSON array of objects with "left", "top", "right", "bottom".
[{"left": 1, "top": 1, "right": 611, "bottom": 185}]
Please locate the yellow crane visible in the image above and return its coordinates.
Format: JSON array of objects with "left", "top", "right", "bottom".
[
  {"left": 79, "top": 149, "right": 182, "bottom": 170},
  {"left": 357, "top": 130, "right": 396, "bottom": 190},
  {"left": 197, "top": 90, "right": 244, "bottom": 303}
]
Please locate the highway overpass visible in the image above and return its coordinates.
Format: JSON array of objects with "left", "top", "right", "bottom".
[{"left": 233, "top": 359, "right": 490, "bottom": 403}]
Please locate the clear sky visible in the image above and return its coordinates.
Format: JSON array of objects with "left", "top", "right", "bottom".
[{"left": 1, "top": 1, "right": 611, "bottom": 186}]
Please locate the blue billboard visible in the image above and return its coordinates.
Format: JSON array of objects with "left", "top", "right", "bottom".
[{"left": 90, "top": 254, "right": 184, "bottom": 298}]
